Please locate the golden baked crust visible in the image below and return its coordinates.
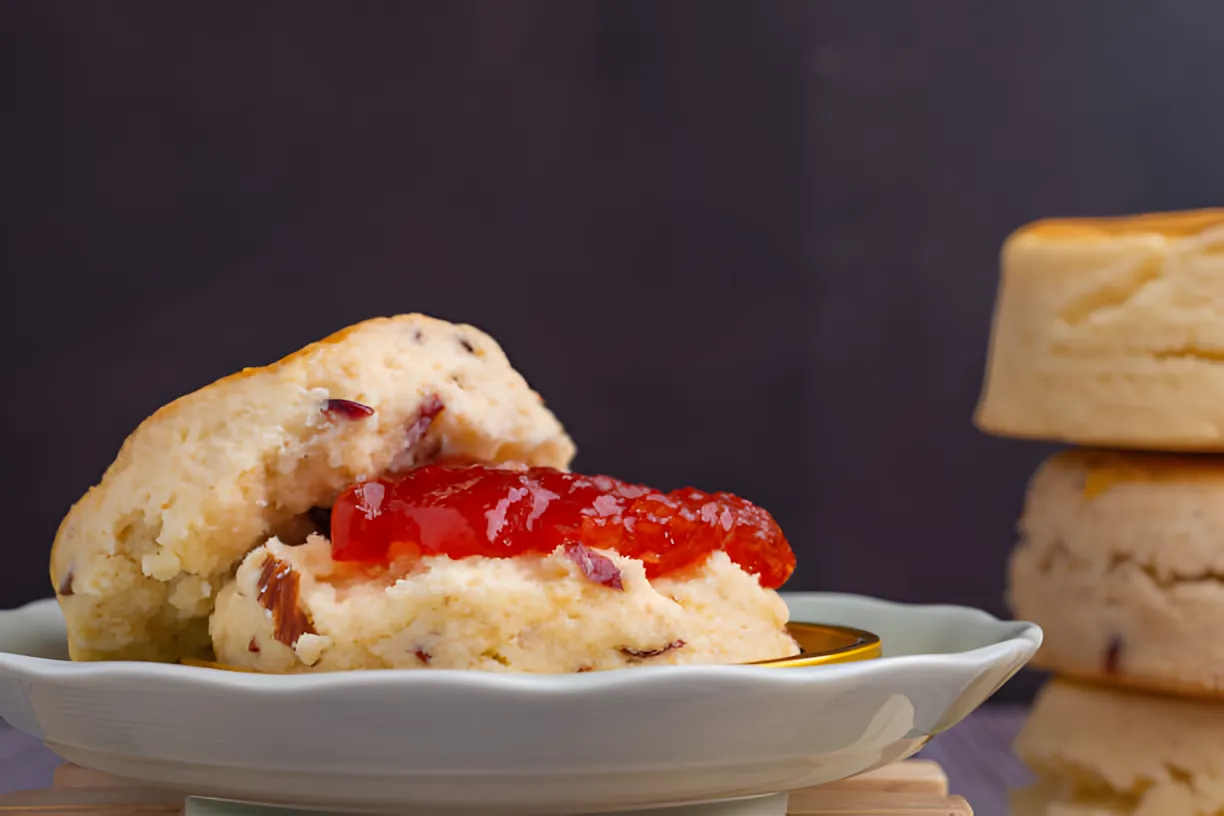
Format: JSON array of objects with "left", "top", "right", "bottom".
[
  {"left": 975, "top": 208, "right": 1224, "bottom": 450},
  {"left": 50, "top": 314, "right": 576, "bottom": 663},
  {"left": 1014, "top": 209, "right": 1224, "bottom": 241},
  {"left": 1008, "top": 450, "right": 1224, "bottom": 699}
]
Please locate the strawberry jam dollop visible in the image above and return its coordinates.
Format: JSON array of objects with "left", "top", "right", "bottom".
[{"left": 329, "top": 465, "right": 795, "bottom": 589}]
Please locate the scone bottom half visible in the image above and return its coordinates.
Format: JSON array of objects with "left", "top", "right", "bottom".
[{"left": 49, "top": 314, "right": 800, "bottom": 674}]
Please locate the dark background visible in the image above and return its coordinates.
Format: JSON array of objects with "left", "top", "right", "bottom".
[{"left": 5, "top": 2, "right": 1223, "bottom": 702}]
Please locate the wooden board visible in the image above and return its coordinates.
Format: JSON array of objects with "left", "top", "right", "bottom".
[{"left": 0, "top": 759, "right": 970, "bottom": 815}]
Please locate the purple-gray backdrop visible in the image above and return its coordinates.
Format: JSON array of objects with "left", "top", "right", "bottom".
[{"left": 6, "top": 2, "right": 1223, "bottom": 701}]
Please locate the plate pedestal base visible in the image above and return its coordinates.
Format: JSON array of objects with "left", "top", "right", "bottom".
[{"left": 179, "top": 793, "right": 789, "bottom": 816}]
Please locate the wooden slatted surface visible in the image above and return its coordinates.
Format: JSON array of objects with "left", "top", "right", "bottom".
[{"left": 0, "top": 760, "right": 968, "bottom": 815}]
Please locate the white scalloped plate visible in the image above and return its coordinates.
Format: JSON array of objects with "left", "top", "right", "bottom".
[{"left": 0, "top": 593, "right": 1040, "bottom": 814}]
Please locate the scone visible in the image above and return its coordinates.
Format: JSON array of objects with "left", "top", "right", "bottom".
[
  {"left": 975, "top": 209, "right": 1224, "bottom": 451},
  {"left": 1007, "top": 449, "right": 1224, "bottom": 698},
  {"left": 52, "top": 314, "right": 576, "bottom": 663},
  {"left": 1012, "top": 679, "right": 1224, "bottom": 816},
  {"left": 52, "top": 314, "right": 801, "bottom": 671}
]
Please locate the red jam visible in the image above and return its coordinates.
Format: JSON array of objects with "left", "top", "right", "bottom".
[{"left": 329, "top": 465, "right": 795, "bottom": 588}]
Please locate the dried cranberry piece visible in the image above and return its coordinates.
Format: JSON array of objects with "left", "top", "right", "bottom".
[
  {"left": 58, "top": 572, "right": 75, "bottom": 597},
  {"left": 1103, "top": 636, "right": 1123, "bottom": 675},
  {"left": 256, "top": 555, "right": 317, "bottom": 648},
  {"left": 324, "top": 398, "right": 375, "bottom": 420},
  {"left": 404, "top": 395, "right": 445, "bottom": 449},
  {"left": 414, "top": 649, "right": 432, "bottom": 665},
  {"left": 621, "top": 640, "right": 685, "bottom": 659},
  {"left": 563, "top": 541, "right": 624, "bottom": 590},
  {"left": 248, "top": 638, "right": 261, "bottom": 653}
]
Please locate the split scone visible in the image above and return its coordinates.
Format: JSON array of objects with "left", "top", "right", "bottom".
[
  {"left": 975, "top": 209, "right": 1224, "bottom": 451},
  {"left": 51, "top": 314, "right": 800, "bottom": 671},
  {"left": 1012, "top": 680, "right": 1224, "bottom": 816},
  {"left": 1007, "top": 449, "right": 1224, "bottom": 699}
]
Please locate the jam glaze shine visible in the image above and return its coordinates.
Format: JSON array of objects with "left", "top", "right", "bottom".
[{"left": 329, "top": 465, "right": 795, "bottom": 589}]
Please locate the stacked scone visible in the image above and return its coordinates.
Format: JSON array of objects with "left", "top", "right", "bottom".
[{"left": 975, "top": 209, "right": 1224, "bottom": 816}]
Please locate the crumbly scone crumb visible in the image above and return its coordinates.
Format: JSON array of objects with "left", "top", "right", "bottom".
[{"left": 210, "top": 539, "right": 798, "bottom": 673}]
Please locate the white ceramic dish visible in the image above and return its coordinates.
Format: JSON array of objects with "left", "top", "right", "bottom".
[{"left": 0, "top": 593, "right": 1040, "bottom": 814}]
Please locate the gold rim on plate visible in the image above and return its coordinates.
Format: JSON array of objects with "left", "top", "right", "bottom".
[
  {"left": 748, "top": 621, "right": 882, "bottom": 668},
  {"left": 180, "top": 622, "right": 881, "bottom": 673}
]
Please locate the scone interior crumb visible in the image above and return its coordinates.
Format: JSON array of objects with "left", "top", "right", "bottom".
[{"left": 209, "top": 537, "right": 799, "bottom": 674}]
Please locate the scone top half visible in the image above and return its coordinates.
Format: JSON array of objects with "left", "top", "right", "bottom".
[{"left": 50, "top": 315, "right": 576, "bottom": 663}]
